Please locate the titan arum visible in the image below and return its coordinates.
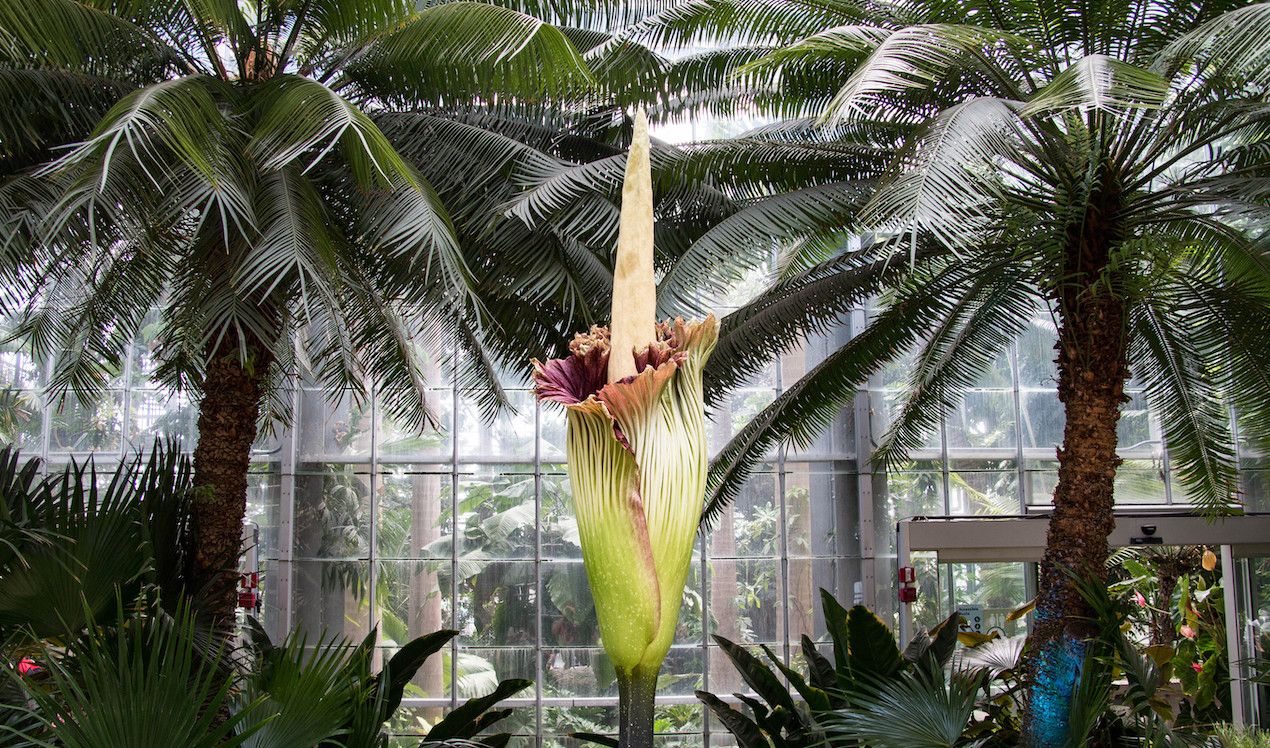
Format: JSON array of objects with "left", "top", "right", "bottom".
[{"left": 532, "top": 111, "right": 717, "bottom": 747}]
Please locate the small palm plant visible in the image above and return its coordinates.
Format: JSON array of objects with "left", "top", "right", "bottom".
[{"left": 532, "top": 110, "right": 718, "bottom": 748}]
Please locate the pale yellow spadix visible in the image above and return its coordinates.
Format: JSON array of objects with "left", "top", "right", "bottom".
[{"left": 607, "top": 108, "right": 657, "bottom": 384}]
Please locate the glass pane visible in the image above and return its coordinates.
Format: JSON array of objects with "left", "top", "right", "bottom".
[
  {"left": 378, "top": 465, "right": 451, "bottom": 560},
  {"left": 875, "top": 389, "right": 941, "bottom": 452},
  {"left": 539, "top": 404, "right": 565, "bottom": 462},
  {"left": 1016, "top": 315, "right": 1059, "bottom": 387},
  {"left": 1242, "top": 468, "right": 1269, "bottom": 513},
  {"left": 246, "top": 464, "right": 282, "bottom": 562},
  {"left": 1022, "top": 464, "right": 1059, "bottom": 506},
  {"left": 948, "top": 462, "right": 1019, "bottom": 515},
  {"left": 542, "top": 561, "right": 597, "bottom": 648},
  {"left": 1118, "top": 391, "right": 1156, "bottom": 453},
  {"left": 543, "top": 647, "right": 612, "bottom": 697},
  {"left": 783, "top": 462, "right": 856, "bottom": 559},
  {"left": 130, "top": 388, "right": 197, "bottom": 448},
  {"left": 1020, "top": 389, "right": 1064, "bottom": 451},
  {"left": 940, "top": 562, "right": 1030, "bottom": 637},
  {"left": 540, "top": 471, "right": 578, "bottom": 561},
  {"left": 457, "top": 560, "right": 537, "bottom": 646},
  {"left": 375, "top": 559, "right": 452, "bottom": 701},
  {"left": 0, "top": 389, "right": 43, "bottom": 449},
  {"left": 459, "top": 647, "right": 536, "bottom": 695},
  {"left": 458, "top": 471, "right": 537, "bottom": 559},
  {"left": 712, "top": 470, "right": 779, "bottom": 559},
  {"left": 297, "top": 389, "right": 373, "bottom": 460},
  {"left": 378, "top": 388, "right": 452, "bottom": 460},
  {"left": 709, "top": 558, "right": 782, "bottom": 644},
  {"left": 1114, "top": 459, "right": 1168, "bottom": 504},
  {"left": 290, "top": 559, "right": 373, "bottom": 639},
  {"left": 946, "top": 390, "right": 1016, "bottom": 451},
  {"left": 456, "top": 390, "right": 535, "bottom": 460},
  {"left": 293, "top": 464, "right": 371, "bottom": 559},
  {"left": 48, "top": 391, "right": 125, "bottom": 454}
]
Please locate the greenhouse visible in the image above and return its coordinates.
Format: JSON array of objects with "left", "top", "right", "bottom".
[{"left": 0, "top": 1, "right": 1267, "bottom": 747}]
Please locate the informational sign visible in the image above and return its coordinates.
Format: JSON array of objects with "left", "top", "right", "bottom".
[{"left": 956, "top": 604, "right": 985, "bottom": 634}]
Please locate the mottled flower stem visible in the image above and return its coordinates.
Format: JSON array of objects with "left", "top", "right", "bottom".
[{"left": 617, "top": 667, "right": 659, "bottom": 748}]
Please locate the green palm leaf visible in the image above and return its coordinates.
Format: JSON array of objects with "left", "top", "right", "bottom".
[
  {"left": 873, "top": 264, "right": 1038, "bottom": 469},
  {"left": 1021, "top": 54, "right": 1169, "bottom": 116},
  {"left": 1129, "top": 297, "right": 1238, "bottom": 512},
  {"left": 826, "top": 669, "right": 982, "bottom": 748},
  {"left": 344, "top": 1, "right": 592, "bottom": 104},
  {"left": 6, "top": 605, "right": 254, "bottom": 748}
]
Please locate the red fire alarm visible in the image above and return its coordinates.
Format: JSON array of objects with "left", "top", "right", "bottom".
[
  {"left": 899, "top": 586, "right": 918, "bottom": 603},
  {"left": 898, "top": 566, "right": 916, "bottom": 584}
]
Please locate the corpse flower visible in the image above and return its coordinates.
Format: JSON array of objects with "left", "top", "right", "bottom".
[{"left": 532, "top": 110, "right": 717, "bottom": 747}]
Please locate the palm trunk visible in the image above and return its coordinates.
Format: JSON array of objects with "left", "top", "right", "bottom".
[
  {"left": 1023, "top": 283, "right": 1128, "bottom": 747},
  {"left": 191, "top": 338, "right": 270, "bottom": 629}
]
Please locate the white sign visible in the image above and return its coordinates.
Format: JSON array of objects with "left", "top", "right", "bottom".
[{"left": 956, "top": 604, "right": 985, "bottom": 634}]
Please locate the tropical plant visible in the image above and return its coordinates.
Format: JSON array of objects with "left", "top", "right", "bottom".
[
  {"left": 0, "top": 441, "right": 523, "bottom": 747},
  {"left": 531, "top": 110, "right": 719, "bottom": 748},
  {"left": 543, "top": 1, "right": 1270, "bottom": 743},
  {"left": 697, "top": 589, "right": 962, "bottom": 748},
  {"left": 241, "top": 622, "right": 530, "bottom": 748},
  {"left": 1217, "top": 725, "right": 1270, "bottom": 748},
  {"left": 0, "top": 440, "right": 198, "bottom": 643},
  {"left": 1108, "top": 547, "right": 1232, "bottom": 727},
  {"left": 4, "top": 603, "right": 258, "bottom": 748},
  {"left": 1064, "top": 572, "right": 1210, "bottom": 747},
  {"left": 0, "top": 0, "right": 617, "bottom": 628},
  {"left": 3, "top": 605, "right": 526, "bottom": 748}
]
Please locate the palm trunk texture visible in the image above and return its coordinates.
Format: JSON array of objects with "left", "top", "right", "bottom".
[
  {"left": 191, "top": 338, "right": 269, "bottom": 629},
  {"left": 1024, "top": 211, "right": 1130, "bottom": 746}
]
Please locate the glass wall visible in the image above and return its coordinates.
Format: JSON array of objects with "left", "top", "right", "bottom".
[{"left": 0, "top": 300, "right": 1262, "bottom": 745}]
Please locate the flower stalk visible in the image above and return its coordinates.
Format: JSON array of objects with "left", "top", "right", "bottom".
[{"left": 532, "top": 110, "right": 717, "bottom": 747}]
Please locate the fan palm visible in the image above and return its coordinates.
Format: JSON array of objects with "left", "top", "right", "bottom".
[
  {"left": 540, "top": 1, "right": 1270, "bottom": 744},
  {"left": 0, "top": 0, "right": 603, "bottom": 627}
]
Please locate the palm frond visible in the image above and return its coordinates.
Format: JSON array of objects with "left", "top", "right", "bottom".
[
  {"left": 703, "top": 256, "right": 981, "bottom": 527},
  {"left": 873, "top": 264, "right": 1038, "bottom": 469},
  {"left": 8, "top": 604, "right": 249, "bottom": 748},
  {"left": 819, "top": 24, "right": 1023, "bottom": 122},
  {"left": 0, "top": 67, "right": 135, "bottom": 170},
  {"left": 0, "top": 0, "right": 182, "bottom": 76},
  {"left": 659, "top": 181, "right": 872, "bottom": 314},
  {"left": 1022, "top": 54, "right": 1169, "bottom": 116},
  {"left": 343, "top": 1, "right": 592, "bottom": 105},
  {"left": 1153, "top": 3, "right": 1270, "bottom": 87},
  {"left": 825, "top": 669, "right": 982, "bottom": 748},
  {"left": 234, "top": 167, "right": 342, "bottom": 300},
  {"left": 615, "top": 0, "right": 863, "bottom": 54},
  {"left": 859, "top": 96, "right": 1020, "bottom": 254},
  {"left": 249, "top": 74, "right": 415, "bottom": 189},
  {"left": 1128, "top": 298, "right": 1238, "bottom": 513}
]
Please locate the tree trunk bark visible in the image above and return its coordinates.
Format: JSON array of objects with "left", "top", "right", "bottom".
[
  {"left": 1023, "top": 287, "right": 1128, "bottom": 747},
  {"left": 191, "top": 337, "right": 270, "bottom": 630}
]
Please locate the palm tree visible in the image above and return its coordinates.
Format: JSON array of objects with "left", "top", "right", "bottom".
[
  {"left": 0, "top": 0, "right": 613, "bottom": 626},
  {"left": 527, "top": 1, "right": 1270, "bottom": 744}
]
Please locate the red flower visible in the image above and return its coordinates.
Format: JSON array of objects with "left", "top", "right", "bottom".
[
  {"left": 16, "top": 657, "right": 39, "bottom": 676},
  {"left": 1192, "top": 662, "right": 1203, "bottom": 673},
  {"left": 1134, "top": 590, "right": 1146, "bottom": 607},
  {"left": 1181, "top": 625, "right": 1198, "bottom": 639}
]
